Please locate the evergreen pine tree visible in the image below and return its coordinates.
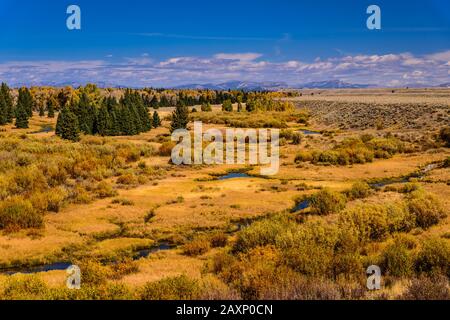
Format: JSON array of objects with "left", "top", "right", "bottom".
[
  {"left": 170, "top": 102, "right": 189, "bottom": 133},
  {"left": 152, "top": 111, "right": 161, "bottom": 128},
  {"left": 95, "top": 103, "right": 111, "bottom": 136},
  {"left": 77, "top": 93, "right": 96, "bottom": 134},
  {"left": 56, "top": 106, "right": 80, "bottom": 141},
  {"left": 160, "top": 95, "right": 169, "bottom": 107},
  {"left": 15, "top": 101, "right": 29, "bottom": 128},
  {"left": 150, "top": 95, "right": 159, "bottom": 109},
  {"left": 1, "top": 83, "right": 14, "bottom": 123},
  {"left": 47, "top": 98, "right": 55, "bottom": 118},
  {"left": 119, "top": 105, "right": 135, "bottom": 135},
  {"left": 135, "top": 92, "right": 152, "bottom": 131},
  {"left": 38, "top": 104, "right": 45, "bottom": 117},
  {"left": 17, "top": 87, "right": 33, "bottom": 117},
  {"left": 121, "top": 90, "right": 141, "bottom": 135},
  {"left": 15, "top": 88, "right": 32, "bottom": 128},
  {"left": 105, "top": 97, "right": 120, "bottom": 136},
  {"left": 0, "top": 89, "right": 7, "bottom": 125}
]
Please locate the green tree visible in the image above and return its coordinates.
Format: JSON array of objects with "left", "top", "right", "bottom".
[
  {"left": 38, "top": 104, "right": 45, "bottom": 117},
  {"left": 56, "top": 106, "right": 80, "bottom": 141},
  {"left": 1, "top": 83, "right": 14, "bottom": 122},
  {"left": 47, "top": 97, "right": 56, "bottom": 118},
  {"left": 15, "top": 101, "right": 29, "bottom": 128},
  {"left": 0, "top": 88, "right": 7, "bottom": 125},
  {"left": 95, "top": 103, "right": 112, "bottom": 136},
  {"left": 150, "top": 95, "right": 159, "bottom": 109},
  {"left": 201, "top": 102, "right": 212, "bottom": 112},
  {"left": 152, "top": 111, "right": 161, "bottom": 128},
  {"left": 222, "top": 99, "right": 233, "bottom": 112},
  {"left": 237, "top": 102, "right": 243, "bottom": 112},
  {"left": 17, "top": 87, "right": 33, "bottom": 117},
  {"left": 75, "top": 92, "right": 96, "bottom": 134},
  {"left": 170, "top": 102, "right": 189, "bottom": 132}
]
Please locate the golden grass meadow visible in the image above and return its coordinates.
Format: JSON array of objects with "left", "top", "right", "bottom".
[{"left": 0, "top": 86, "right": 449, "bottom": 300}]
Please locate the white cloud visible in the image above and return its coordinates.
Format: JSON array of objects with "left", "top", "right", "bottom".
[
  {"left": 0, "top": 50, "right": 448, "bottom": 87},
  {"left": 214, "top": 53, "right": 262, "bottom": 61},
  {"left": 426, "top": 50, "right": 450, "bottom": 62}
]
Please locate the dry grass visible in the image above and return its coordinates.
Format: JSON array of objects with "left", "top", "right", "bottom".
[{"left": 0, "top": 89, "right": 449, "bottom": 300}]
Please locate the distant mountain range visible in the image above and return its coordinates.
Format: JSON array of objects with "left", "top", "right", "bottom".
[
  {"left": 12, "top": 81, "right": 127, "bottom": 89},
  {"left": 174, "top": 81, "right": 289, "bottom": 91},
  {"left": 297, "top": 80, "right": 372, "bottom": 89},
  {"left": 9, "top": 79, "right": 448, "bottom": 90},
  {"left": 174, "top": 80, "right": 372, "bottom": 90}
]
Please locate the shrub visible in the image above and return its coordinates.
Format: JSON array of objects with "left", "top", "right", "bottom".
[
  {"left": 0, "top": 197, "right": 43, "bottom": 231},
  {"left": 71, "top": 184, "right": 93, "bottom": 204},
  {"left": 209, "top": 232, "right": 228, "bottom": 248},
  {"left": 280, "top": 129, "right": 294, "bottom": 140},
  {"left": 381, "top": 240, "right": 414, "bottom": 277},
  {"left": 291, "top": 133, "right": 302, "bottom": 145},
  {"left": 297, "top": 137, "right": 403, "bottom": 166},
  {"left": 400, "top": 275, "right": 450, "bottom": 300},
  {"left": 198, "top": 275, "right": 241, "bottom": 300},
  {"left": 201, "top": 103, "right": 212, "bottom": 112},
  {"left": 386, "top": 202, "right": 415, "bottom": 233},
  {"left": 144, "top": 209, "right": 156, "bottom": 222},
  {"left": 233, "top": 216, "right": 295, "bottom": 253},
  {"left": 117, "top": 173, "right": 138, "bottom": 185},
  {"left": 283, "top": 241, "right": 334, "bottom": 277},
  {"left": 345, "top": 181, "right": 372, "bottom": 200},
  {"left": 318, "top": 150, "right": 340, "bottom": 164},
  {"left": 277, "top": 222, "right": 339, "bottom": 277},
  {"left": 75, "top": 260, "right": 110, "bottom": 286},
  {"left": 331, "top": 253, "right": 363, "bottom": 279},
  {"left": 213, "top": 246, "right": 286, "bottom": 299},
  {"left": 8, "top": 165, "right": 47, "bottom": 195},
  {"left": 439, "top": 127, "right": 450, "bottom": 147},
  {"left": 406, "top": 190, "right": 446, "bottom": 229},
  {"left": 339, "top": 204, "right": 389, "bottom": 242},
  {"left": 183, "top": 237, "right": 211, "bottom": 256},
  {"left": 295, "top": 151, "right": 313, "bottom": 163},
  {"left": 222, "top": 99, "right": 233, "bottom": 112},
  {"left": 95, "top": 181, "right": 118, "bottom": 198},
  {"left": 45, "top": 187, "right": 68, "bottom": 212},
  {"left": 110, "top": 258, "right": 139, "bottom": 279},
  {"left": 309, "top": 188, "right": 346, "bottom": 215},
  {"left": 111, "top": 198, "right": 134, "bottom": 206},
  {"left": 140, "top": 275, "right": 200, "bottom": 300},
  {"left": 367, "top": 137, "right": 404, "bottom": 157},
  {"left": 399, "top": 182, "right": 421, "bottom": 194},
  {"left": 443, "top": 157, "right": 450, "bottom": 168},
  {"left": 158, "top": 141, "right": 175, "bottom": 156},
  {"left": 1, "top": 275, "right": 49, "bottom": 300},
  {"left": 415, "top": 237, "right": 450, "bottom": 277}
]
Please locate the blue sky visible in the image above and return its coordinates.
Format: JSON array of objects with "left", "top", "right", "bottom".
[{"left": 0, "top": 0, "right": 449, "bottom": 87}]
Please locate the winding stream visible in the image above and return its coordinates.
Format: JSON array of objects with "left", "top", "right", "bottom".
[
  {"left": 217, "top": 172, "right": 251, "bottom": 180},
  {"left": 0, "top": 243, "right": 174, "bottom": 275}
]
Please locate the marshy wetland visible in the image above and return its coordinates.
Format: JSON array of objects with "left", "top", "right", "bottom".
[{"left": 0, "top": 87, "right": 449, "bottom": 300}]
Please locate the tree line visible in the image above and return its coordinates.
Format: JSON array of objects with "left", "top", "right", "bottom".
[
  {"left": 0, "top": 83, "right": 15, "bottom": 125},
  {"left": 1, "top": 84, "right": 55, "bottom": 129},
  {"left": 56, "top": 89, "right": 161, "bottom": 141}
]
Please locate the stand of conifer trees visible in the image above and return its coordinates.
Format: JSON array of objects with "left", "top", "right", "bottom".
[
  {"left": 170, "top": 102, "right": 189, "bottom": 133},
  {"left": 0, "top": 83, "right": 14, "bottom": 125},
  {"left": 141, "top": 89, "right": 249, "bottom": 109},
  {"left": 56, "top": 89, "right": 157, "bottom": 140},
  {"left": 15, "top": 87, "right": 33, "bottom": 128}
]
